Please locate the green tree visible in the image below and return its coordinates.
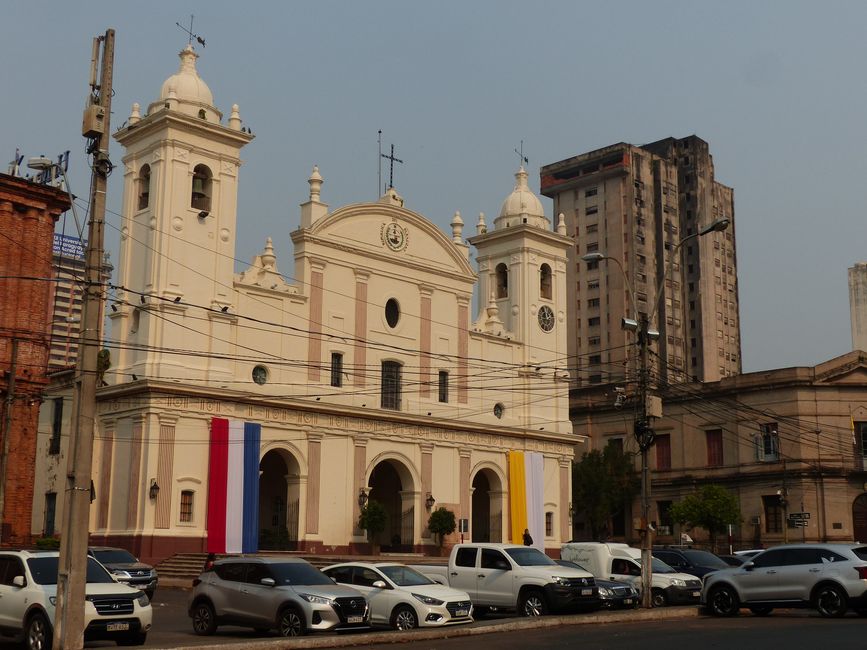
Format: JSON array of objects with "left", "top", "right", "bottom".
[
  {"left": 668, "top": 484, "right": 741, "bottom": 551},
  {"left": 572, "top": 445, "right": 640, "bottom": 540},
  {"left": 358, "top": 500, "right": 388, "bottom": 552},
  {"left": 427, "top": 507, "right": 456, "bottom": 547}
]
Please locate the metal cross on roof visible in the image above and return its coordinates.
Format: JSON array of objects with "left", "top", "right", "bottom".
[
  {"left": 381, "top": 144, "right": 404, "bottom": 190},
  {"left": 176, "top": 14, "right": 206, "bottom": 47},
  {"left": 514, "top": 140, "right": 529, "bottom": 167}
]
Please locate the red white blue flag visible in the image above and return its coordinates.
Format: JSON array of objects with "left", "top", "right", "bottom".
[{"left": 206, "top": 418, "right": 261, "bottom": 553}]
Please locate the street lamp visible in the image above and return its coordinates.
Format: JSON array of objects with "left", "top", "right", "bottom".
[{"left": 588, "top": 217, "right": 729, "bottom": 608}]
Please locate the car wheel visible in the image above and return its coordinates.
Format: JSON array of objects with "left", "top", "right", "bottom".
[
  {"left": 25, "top": 612, "right": 52, "bottom": 650},
  {"left": 748, "top": 606, "right": 773, "bottom": 616},
  {"left": 278, "top": 607, "right": 306, "bottom": 637},
  {"left": 518, "top": 589, "right": 548, "bottom": 617},
  {"left": 191, "top": 600, "right": 217, "bottom": 636},
  {"left": 651, "top": 588, "right": 667, "bottom": 608},
  {"left": 707, "top": 585, "right": 740, "bottom": 617},
  {"left": 116, "top": 632, "right": 147, "bottom": 646},
  {"left": 391, "top": 604, "right": 419, "bottom": 631},
  {"left": 814, "top": 583, "right": 848, "bottom": 618}
]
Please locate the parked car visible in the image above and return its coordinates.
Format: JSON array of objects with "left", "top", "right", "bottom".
[
  {"left": 717, "top": 554, "right": 747, "bottom": 567},
  {"left": 555, "top": 560, "right": 638, "bottom": 609},
  {"left": 0, "top": 549, "right": 152, "bottom": 650},
  {"left": 89, "top": 546, "right": 158, "bottom": 599},
  {"left": 188, "top": 556, "right": 369, "bottom": 636},
  {"left": 732, "top": 549, "right": 763, "bottom": 558},
  {"left": 322, "top": 562, "right": 472, "bottom": 630},
  {"left": 702, "top": 543, "right": 867, "bottom": 618},
  {"left": 410, "top": 543, "right": 597, "bottom": 616},
  {"left": 652, "top": 547, "right": 730, "bottom": 578}
]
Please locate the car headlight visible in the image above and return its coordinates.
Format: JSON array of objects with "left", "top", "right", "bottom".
[
  {"left": 136, "top": 592, "right": 149, "bottom": 607},
  {"left": 670, "top": 579, "right": 686, "bottom": 587},
  {"left": 597, "top": 587, "right": 611, "bottom": 597},
  {"left": 112, "top": 570, "right": 132, "bottom": 579},
  {"left": 552, "top": 576, "right": 574, "bottom": 586},
  {"left": 412, "top": 593, "right": 444, "bottom": 606},
  {"left": 299, "top": 593, "right": 334, "bottom": 605}
]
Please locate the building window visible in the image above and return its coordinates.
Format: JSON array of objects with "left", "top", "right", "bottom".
[
  {"left": 545, "top": 511, "right": 554, "bottom": 537},
  {"left": 586, "top": 224, "right": 598, "bottom": 234},
  {"left": 586, "top": 261, "right": 598, "bottom": 271},
  {"left": 607, "top": 437, "right": 623, "bottom": 453},
  {"left": 586, "top": 242, "right": 599, "bottom": 253},
  {"left": 588, "top": 336, "right": 600, "bottom": 346},
  {"left": 540, "top": 264, "right": 552, "bottom": 300},
  {"left": 858, "top": 421, "right": 867, "bottom": 455},
  {"left": 191, "top": 164, "right": 212, "bottom": 211},
  {"left": 495, "top": 263, "right": 509, "bottom": 299},
  {"left": 656, "top": 434, "right": 671, "bottom": 470},
  {"left": 137, "top": 164, "right": 151, "bottom": 210},
  {"left": 588, "top": 280, "right": 599, "bottom": 290},
  {"left": 762, "top": 495, "right": 783, "bottom": 533},
  {"left": 43, "top": 492, "right": 57, "bottom": 537},
  {"left": 381, "top": 361, "right": 402, "bottom": 410},
  {"left": 586, "top": 206, "right": 598, "bottom": 215},
  {"left": 706, "top": 429, "right": 723, "bottom": 467},
  {"left": 438, "top": 370, "right": 449, "bottom": 403},
  {"left": 588, "top": 354, "right": 601, "bottom": 365},
  {"left": 585, "top": 187, "right": 598, "bottom": 197},
  {"left": 657, "top": 500, "right": 673, "bottom": 536},
  {"left": 588, "top": 374, "right": 602, "bottom": 384},
  {"left": 330, "top": 352, "right": 343, "bottom": 388},
  {"left": 587, "top": 298, "right": 600, "bottom": 308},
  {"left": 180, "top": 490, "right": 194, "bottom": 523},
  {"left": 50, "top": 398, "right": 63, "bottom": 455},
  {"left": 252, "top": 365, "right": 268, "bottom": 385},
  {"left": 757, "top": 423, "right": 779, "bottom": 461},
  {"left": 385, "top": 298, "right": 401, "bottom": 328}
]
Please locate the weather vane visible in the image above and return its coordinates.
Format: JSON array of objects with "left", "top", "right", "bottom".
[
  {"left": 514, "top": 140, "right": 529, "bottom": 167},
  {"left": 176, "top": 14, "right": 206, "bottom": 47}
]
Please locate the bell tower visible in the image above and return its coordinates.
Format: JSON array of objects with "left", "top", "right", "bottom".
[{"left": 111, "top": 45, "right": 253, "bottom": 381}]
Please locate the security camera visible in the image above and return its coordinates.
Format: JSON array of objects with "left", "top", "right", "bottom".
[{"left": 198, "top": 210, "right": 210, "bottom": 219}]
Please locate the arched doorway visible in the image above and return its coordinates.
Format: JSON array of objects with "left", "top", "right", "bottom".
[
  {"left": 853, "top": 493, "right": 867, "bottom": 543},
  {"left": 471, "top": 467, "right": 503, "bottom": 543},
  {"left": 368, "top": 459, "right": 415, "bottom": 552},
  {"left": 259, "top": 449, "right": 301, "bottom": 550}
]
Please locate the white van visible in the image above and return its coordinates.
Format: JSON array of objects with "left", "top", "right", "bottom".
[{"left": 560, "top": 542, "right": 701, "bottom": 607}]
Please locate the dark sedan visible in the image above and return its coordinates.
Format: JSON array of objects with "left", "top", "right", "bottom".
[{"left": 555, "top": 560, "right": 638, "bottom": 609}]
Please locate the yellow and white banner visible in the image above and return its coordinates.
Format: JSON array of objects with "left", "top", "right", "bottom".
[{"left": 508, "top": 450, "right": 544, "bottom": 550}]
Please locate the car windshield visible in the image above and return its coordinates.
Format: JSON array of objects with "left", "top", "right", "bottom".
[
  {"left": 268, "top": 562, "right": 334, "bottom": 586},
  {"left": 379, "top": 565, "right": 434, "bottom": 586},
  {"left": 682, "top": 550, "right": 729, "bottom": 569},
  {"left": 651, "top": 557, "right": 677, "bottom": 573},
  {"left": 92, "top": 549, "right": 137, "bottom": 564},
  {"left": 28, "top": 557, "right": 115, "bottom": 585},
  {"left": 505, "top": 548, "right": 556, "bottom": 566}
]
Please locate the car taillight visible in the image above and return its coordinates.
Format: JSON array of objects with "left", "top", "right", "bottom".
[{"left": 855, "top": 566, "right": 867, "bottom": 580}]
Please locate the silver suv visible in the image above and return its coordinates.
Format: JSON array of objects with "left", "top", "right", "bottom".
[
  {"left": 0, "top": 549, "right": 153, "bottom": 650},
  {"left": 702, "top": 543, "right": 867, "bottom": 617},
  {"left": 188, "top": 556, "right": 369, "bottom": 637}
]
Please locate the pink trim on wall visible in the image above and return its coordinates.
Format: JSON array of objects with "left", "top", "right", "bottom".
[
  {"left": 353, "top": 278, "right": 367, "bottom": 387},
  {"left": 419, "top": 293, "right": 432, "bottom": 397},
  {"left": 307, "top": 270, "right": 324, "bottom": 382},
  {"left": 457, "top": 302, "right": 469, "bottom": 404}
]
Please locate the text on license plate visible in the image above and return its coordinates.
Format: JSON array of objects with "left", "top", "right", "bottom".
[
  {"left": 347, "top": 616, "right": 363, "bottom": 624},
  {"left": 455, "top": 609, "right": 469, "bottom": 617},
  {"left": 623, "top": 598, "right": 633, "bottom": 604},
  {"left": 106, "top": 623, "right": 129, "bottom": 632},
  {"left": 692, "top": 591, "right": 700, "bottom": 597},
  {"left": 581, "top": 588, "right": 593, "bottom": 596}
]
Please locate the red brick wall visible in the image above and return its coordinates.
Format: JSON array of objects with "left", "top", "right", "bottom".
[{"left": 0, "top": 173, "right": 70, "bottom": 546}]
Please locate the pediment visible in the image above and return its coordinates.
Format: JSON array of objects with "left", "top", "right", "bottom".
[{"left": 814, "top": 351, "right": 867, "bottom": 385}]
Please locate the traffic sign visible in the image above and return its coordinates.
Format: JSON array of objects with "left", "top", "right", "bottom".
[{"left": 788, "top": 512, "right": 811, "bottom": 520}]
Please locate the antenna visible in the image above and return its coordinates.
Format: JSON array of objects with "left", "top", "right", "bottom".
[
  {"left": 514, "top": 140, "right": 529, "bottom": 168},
  {"left": 378, "top": 130, "right": 382, "bottom": 197},
  {"left": 88, "top": 36, "right": 100, "bottom": 90},
  {"left": 176, "top": 14, "right": 206, "bottom": 47}
]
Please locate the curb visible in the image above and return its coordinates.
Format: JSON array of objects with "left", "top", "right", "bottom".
[{"left": 156, "top": 606, "right": 700, "bottom": 650}]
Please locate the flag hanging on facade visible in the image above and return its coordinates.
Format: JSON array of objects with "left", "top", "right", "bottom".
[
  {"left": 508, "top": 450, "right": 544, "bottom": 551},
  {"left": 207, "top": 418, "right": 261, "bottom": 553}
]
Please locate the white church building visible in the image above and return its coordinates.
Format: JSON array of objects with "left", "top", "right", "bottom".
[{"left": 34, "top": 45, "right": 579, "bottom": 562}]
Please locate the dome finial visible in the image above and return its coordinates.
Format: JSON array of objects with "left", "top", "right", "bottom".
[
  {"left": 477, "top": 212, "right": 487, "bottom": 234},
  {"left": 451, "top": 211, "right": 464, "bottom": 244},
  {"left": 308, "top": 165, "right": 323, "bottom": 201}
]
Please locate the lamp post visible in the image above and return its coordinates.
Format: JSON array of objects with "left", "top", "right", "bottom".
[{"left": 582, "top": 217, "right": 729, "bottom": 608}]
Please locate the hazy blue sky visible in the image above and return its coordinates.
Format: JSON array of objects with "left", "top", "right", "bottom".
[{"left": 3, "top": 1, "right": 865, "bottom": 373}]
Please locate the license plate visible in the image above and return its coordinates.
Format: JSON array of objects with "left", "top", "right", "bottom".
[
  {"left": 455, "top": 609, "right": 469, "bottom": 617},
  {"left": 106, "top": 623, "right": 129, "bottom": 632},
  {"left": 347, "top": 616, "right": 363, "bottom": 624},
  {"left": 581, "top": 589, "right": 593, "bottom": 596},
  {"left": 623, "top": 598, "right": 632, "bottom": 604},
  {"left": 692, "top": 591, "right": 700, "bottom": 597},
  {"left": 135, "top": 584, "right": 146, "bottom": 590}
]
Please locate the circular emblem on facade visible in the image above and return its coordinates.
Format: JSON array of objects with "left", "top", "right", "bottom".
[
  {"left": 252, "top": 365, "right": 268, "bottom": 385},
  {"left": 381, "top": 221, "right": 408, "bottom": 252},
  {"left": 538, "top": 305, "right": 555, "bottom": 332},
  {"left": 493, "top": 403, "right": 505, "bottom": 419}
]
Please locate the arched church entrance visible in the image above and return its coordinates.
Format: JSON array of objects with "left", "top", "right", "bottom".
[
  {"left": 471, "top": 468, "right": 503, "bottom": 542},
  {"left": 259, "top": 449, "right": 301, "bottom": 550},
  {"left": 853, "top": 493, "right": 867, "bottom": 543},
  {"left": 368, "top": 459, "right": 415, "bottom": 552}
]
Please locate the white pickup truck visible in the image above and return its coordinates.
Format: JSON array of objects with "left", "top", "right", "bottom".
[{"left": 410, "top": 543, "right": 598, "bottom": 616}]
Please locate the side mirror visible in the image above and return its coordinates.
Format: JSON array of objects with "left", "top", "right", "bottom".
[
  {"left": 494, "top": 560, "right": 511, "bottom": 571},
  {"left": 743, "top": 562, "right": 755, "bottom": 572},
  {"left": 260, "top": 577, "right": 276, "bottom": 587},
  {"left": 372, "top": 580, "right": 387, "bottom": 589},
  {"left": 12, "top": 575, "right": 24, "bottom": 588}
]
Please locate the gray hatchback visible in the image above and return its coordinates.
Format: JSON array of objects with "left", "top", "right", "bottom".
[{"left": 188, "top": 557, "right": 369, "bottom": 636}]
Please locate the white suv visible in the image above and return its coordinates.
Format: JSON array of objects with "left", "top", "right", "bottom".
[
  {"left": 0, "top": 550, "right": 153, "bottom": 650},
  {"left": 702, "top": 543, "right": 867, "bottom": 618}
]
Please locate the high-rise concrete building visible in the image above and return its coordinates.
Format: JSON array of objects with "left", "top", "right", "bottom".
[
  {"left": 851, "top": 262, "right": 867, "bottom": 352},
  {"left": 540, "top": 135, "right": 740, "bottom": 388}
]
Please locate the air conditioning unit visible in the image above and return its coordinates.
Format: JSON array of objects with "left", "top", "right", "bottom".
[{"left": 750, "top": 516, "right": 761, "bottom": 525}]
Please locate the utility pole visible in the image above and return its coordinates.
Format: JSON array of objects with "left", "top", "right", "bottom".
[
  {"left": 53, "top": 28, "right": 114, "bottom": 650},
  {"left": 635, "top": 315, "right": 655, "bottom": 609}
]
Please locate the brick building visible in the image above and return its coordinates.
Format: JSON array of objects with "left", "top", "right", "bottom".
[{"left": 0, "top": 172, "right": 70, "bottom": 544}]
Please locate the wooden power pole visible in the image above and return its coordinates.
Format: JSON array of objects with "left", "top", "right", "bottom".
[{"left": 53, "top": 28, "right": 114, "bottom": 650}]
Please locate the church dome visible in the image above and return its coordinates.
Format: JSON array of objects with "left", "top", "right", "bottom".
[
  {"left": 494, "top": 167, "right": 549, "bottom": 230},
  {"left": 150, "top": 45, "right": 222, "bottom": 121}
]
